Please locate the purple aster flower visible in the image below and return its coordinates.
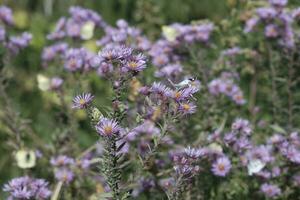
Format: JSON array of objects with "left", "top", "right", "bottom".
[
  {"left": 69, "top": 6, "right": 104, "bottom": 27},
  {"left": 95, "top": 118, "right": 120, "bottom": 137},
  {"left": 292, "top": 8, "right": 300, "bottom": 20},
  {"left": 224, "top": 132, "right": 237, "bottom": 145},
  {"left": 98, "top": 45, "right": 132, "bottom": 62},
  {"left": 232, "top": 92, "right": 246, "bottom": 105},
  {"left": 283, "top": 145, "right": 300, "bottom": 164},
  {"left": 221, "top": 47, "right": 241, "bottom": 57},
  {"left": 138, "top": 86, "right": 151, "bottom": 96},
  {"left": 269, "top": 0, "right": 288, "bottom": 8},
  {"left": 267, "top": 134, "right": 285, "bottom": 145},
  {"left": 50, "top": 77, "right": 64, "bottom": 90},
  {"left": 42, "top": 47, "right": 57, "bottom": 62},
  {"left": 231, "top": 118, "right": 252, "bottom": 135},
  {"left": 122, "top": 53, "right": 147, "bottom": 72},
  {"left": 260, "top": 183, "right": 281, "bottom": 198},
  {"left": 256, "top": 170, "right": 272, "bottom": 179},
  {"left": 12, "top": 187, "right": 32, "bottom": 199},
  {"left": 66, "top": 19, "right": 81, "bottom": 38},
  {"left": 76, "top": 158, "right": 91, "bottom": 169},
  {"left": 184, "top": 147, "right": 205, "bottom": 159},
  {"left": 47, "top": 17, "right": 66, "bottom": 40},
  {"left": 0, "top": 26, "right": 5, "bottom": 42},
  {"left": 0, "top": 6, "right": 14, "bottom": 25},
  {"left": 293, "top": 174, "right": 300, "bottom": 186},
  {"left": 159, "top": 178, "right": 175, "bottom": 189},
  {"left": 137, "top": 36, "right": 151, "bottom": 51},
  {"left": 97, "top": 62, "right": 114, "bottom": 77},
  {"left": 152, "top": 54, "right": 170, "bottom": 67},
  {"left": 50, "top": 155, "right": 75, "bottom": 167},
  {"left": 265, "top": 24, "right": 279, "bottom": 38},
  {"left": 271, "top": 166, "right": 281, "bottom": 177},
  {"left": 178, "top": 102, "right": 197, "bottom": 115},
  {"left": 64, "top": 48, "right": 85, "bottom": 72},
  {"left": 116, "top": 19, "right": 128, "bottom": 28},
  {"left": 171, "top": 87, "right": 199, "bottom": 102},
  {"left": 7, "top": 32, "right": 32, "bottom": 55},
  {"left": 256, "top": 7, "right": 277, "bottom": 20},
  {"left": 244, "top": 17, "right": 259, "bottom": 33},
  {"left": 126, "top": 120, "right": 160, "bottom": 141},
  {"left": 233, "top": 137, "right": 252, "bottom": 152},
  {"left": 55, "top": 168, "right": 74, "bottom": 183},
  {"left": 3, "top": 176, "right": 51, "bottom": 199},
  {"left": 247, "top": 145, "right": 274, "bottom": 163},
  {"left": 155, "top": 63, "right": 183, "bottom": 78},
  {"left": 211, "top": 156, "right": 231, "bottom": 177},
  {"left": 72, "top": 93, "right": 94, "bottom": 109},
  {"left": 36, "top": 187, "right": 52, "bottom": 199},
  {"left": 150, "top": 82, "right": 172, "bottom": 100}
]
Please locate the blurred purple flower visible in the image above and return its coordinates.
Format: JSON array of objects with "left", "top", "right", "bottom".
[
  {"left": 260, "top": 183, "right": 281, "bottom": 198},
  {"left": 211, "top": 156, "right": 231, "bottom": 177}
]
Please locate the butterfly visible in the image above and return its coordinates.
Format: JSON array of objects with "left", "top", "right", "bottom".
[
  {"left": 168, "top": 77, "right": 196, "bottom": 90},
  {"left": 247, "top": 159, "right": 266, "bottom": 175}
]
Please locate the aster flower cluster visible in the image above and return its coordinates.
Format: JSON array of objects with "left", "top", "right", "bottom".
[
  {"left": 208, "top": 72, "right": 246, "bottom": 105},
  {"left": 42, "top": 6, "right": 108, "bottom": 75},
  {"left": 260, "top": 183, "right": 281, "bottom": 198},
  {"left": 97, "top": 19, "right": 151, "bottom": 51},
  {"left": 93, "top": 44, "right": 147, "bottom": 76},
  {"left": 4, "top": 2, "right": 300, "bottom": 199},
  {"left": 165, "top": 22, "right": 214, "bottom": 44},
  {"left": 51, "top": 155, "right": 75, "bottom": 183},
  {"left": 150, "top": 80, "right": 200, "bottom": 115},
  {"left": 3, "top": 176, "right": 51, "bottom": 199},
  {"left": 244, "top": 0, "right": 295, "bottom": 48},
  {"left": 203, "top": 118, "right": 300, "bottom": 198},
  {"left": 0, "top": 6, "right": 32, "bottom": 55},
  {"left": 47, "top": 6, "right": 105, "bottom": 40},
  {"left": 51, "top": 155, "right": 91, "bottom": 184},
  {"left": 149, "top": 21, "right": 213, "bottom": 81},
  {"left": 42, "top": 44, "right": 97, "bottom": 73}
]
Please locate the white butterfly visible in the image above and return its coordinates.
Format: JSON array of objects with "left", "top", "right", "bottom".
[{"left": 247, "top": 159, "right": 266, "bottom": 175}]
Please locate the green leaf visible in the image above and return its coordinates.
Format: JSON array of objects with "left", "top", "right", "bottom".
[{"left": 270, "top": 124, "right": 286, "bottom": 134}]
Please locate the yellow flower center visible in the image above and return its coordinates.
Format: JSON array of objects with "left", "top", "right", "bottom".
[
  {"left": 174, "top": 91, "right": 181, "bottom": 99},
  {"left": 79, "top": 99, "right": 86, "bottom": 105},
  {"left": 128, "top": 61, "right": 138, "bottom": 69},
  {"left": 218, "top": 164, "right": 225, "bottom": 171},
  {"left": 182, "top": 104, "right": 190, "bottom": 111},
  {"left": 104, "top": 126, "right": 113, "bottom": 135},
  {"left": 69, "top": 58, "right": 77, "bottom": 68}
]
